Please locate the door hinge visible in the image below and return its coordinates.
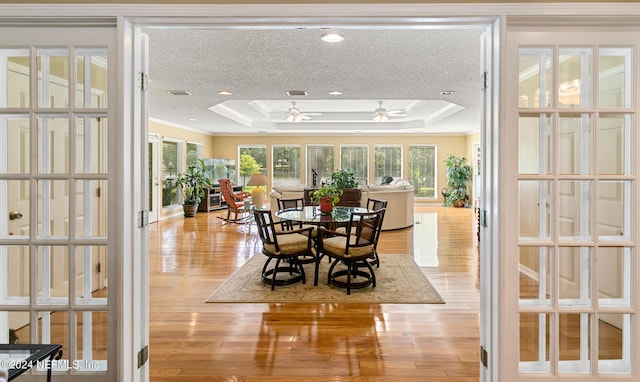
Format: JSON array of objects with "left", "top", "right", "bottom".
[
  {"left": 481, "top": 209, "right": 488, "bottom": 228},
  {"left": 139, "top": 71, "right": 149, "bottom": 91},
  {"left": 137, "top": 345, "right": 149, "bottom": 368},
  {"left": 96, "top": 262, "right": 101, "bottom": 273},
  {"left": 481, "top": 71, "right": 488, "bottom": 90},
  {"left": 138, "top": 210, "right": 149, "bottom": 228},
  {"left": 480, "top": 345, "right": 488, "bottom": 368}
]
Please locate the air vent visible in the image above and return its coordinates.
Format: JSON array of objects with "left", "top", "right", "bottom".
[
  {"left": 286, "top": 90, "right": 308, "bottom": 96},
  {"left": 167, "top": 90, "right": 192, "bottom": 96}
]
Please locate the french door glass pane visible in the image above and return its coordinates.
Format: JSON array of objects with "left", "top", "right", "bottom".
[
  {"left": 36, "top": 311, "right": 70, "bottom": 369},
  {"left": 519, "top": 48, "right": 553, "bottom": 108},
  {"left": 374, "top": 145, "right": 402, "bottom": 183},
  {"left": 597, "top": 181, "right": 631, "bottom": 241},
  {"left": 306, "top": 145, "right": 334, "bottom": 185},
  {"left": 558, "top": 48, "right": 592, "bottom": 108},
  {"left": 518, "top": 180, "right": 552, "bottom": 240},
  {"left": 557, "top": 246, "right": 592, "bottom": 307},
  {"left": 75, "top": 311, "right": 107, "bottom": 371},
  {"left": 3, "top": 50, "right": 30, "bottom": 108},
  {"left": 519, "top": 115, "right": 553, "bottom": 175},
  {"left": 6, "top": 311, "right": 30, "bottom": 343},
  {"left": 2, "top": 245, "right": 29, "bottom": 301},
  {"left": 37, "top": 49, "right": 69, "bottom": 109},
  {"left": 76, "top": 116, "right": 108, "bottom": 174},
  {"left": 37, "top": 246, "right": 69, "bottom": 304},
  {"left": 75, "top": 180, "right": 108, "bottom": 239},
  {"left": 597, "top": 247, "right": 630, "bottom": 307},
  {"left": 558, "top": 180, "right": 591, "bottom": 240},
  {"left": 519, "top": 312, "right": 551, "bottom": 372},
  {"left": 273, "top": 145, "right": 300, "bottom": 186},
  {"left": 75, "top": 48, "right": 108, "bottom": 109},
  {"left": 0, "top": 116, "right": 30, "bottom": 174},
  {"left": 558, "top": 114, "right": 592, "bottom": 175},
  {"left": 598, "top": 48, "right": 631, "bottom": 109},
  {"left": 1, "top": 179, "right": 30, "bottom": 239},
  {"left": 38, "top": 116, "right": 69, "bottom": 174},
  {"left": 75, "top": 245, "right": 108, "bottom": 302},
  {"left": 558, "top": 313, "right": 591, "bottom": 374},
  {"left": 598, "top": 115, "right": 631, "bottom": 175},
  {"left": 37, "top": 179, "right": 69, "bottom": 238},
  {"left": 598, "top": 313, "right": 630, "bottom": 374},
  {"left": 519, "top": 246, "right": 552, "bottom": 306}
]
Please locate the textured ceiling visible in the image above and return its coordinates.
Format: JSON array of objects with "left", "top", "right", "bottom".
[{"left": 145, "top": 27, "right": 484, "bottom": 135}]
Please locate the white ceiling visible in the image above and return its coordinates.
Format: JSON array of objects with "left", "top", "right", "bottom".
[{"left": 144, "top": 27, "right": 484, "bottom": 135}]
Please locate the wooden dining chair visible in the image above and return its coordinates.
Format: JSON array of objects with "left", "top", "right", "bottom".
[
  {"left": 316, "top": 209, "right": 385, "bottom": 294},
  {"left": 277, "top": 197, "right": 305, "bottom": 230},
  {"left": 253, "top": 209, "right": 315, "bottom": 290},
  {"left": 335, "top": 198, "right": 387, "bottom": 267}
]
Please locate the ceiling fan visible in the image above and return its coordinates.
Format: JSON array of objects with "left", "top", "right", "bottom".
[
  {"left": 285, "top": 101, "right": 320, "bottom": 122},
  {"left": 372, "top": 101, "right": 407, "bottom": 122}
]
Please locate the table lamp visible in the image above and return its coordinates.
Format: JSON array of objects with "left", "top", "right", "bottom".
[{"left": 247, "top": 173, "right": 268, "bottom": 208}]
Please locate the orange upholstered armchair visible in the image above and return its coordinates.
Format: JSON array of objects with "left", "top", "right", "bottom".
[{"left": 219, "top": 178, "right": 251, "bottom": 222}]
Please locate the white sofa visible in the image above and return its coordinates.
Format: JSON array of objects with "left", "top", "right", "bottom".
[{"left": 269, "top": 181, "right": 414, "bottom": 231}]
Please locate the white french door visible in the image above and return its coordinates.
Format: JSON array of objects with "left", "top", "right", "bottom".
[
  {"left": 0, "top": 26, "right": 116, "bottom": 380},
  {"left": 502, "top": 23, "right": 639, "bottom": 380}
]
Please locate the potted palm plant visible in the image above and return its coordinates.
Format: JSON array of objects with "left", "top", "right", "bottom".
[
  {"left": 443, "top": 154, "right": 472, "bottom": 207},
  {"left": 175, "top": 159, "right": 213, "bottom": 217},
  {"left": 311, "top": 184, "right": 343, "bottom": 214}
]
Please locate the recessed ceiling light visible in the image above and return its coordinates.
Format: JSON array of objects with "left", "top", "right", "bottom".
[
  {"left": 167, "top": 90, "right": 191, "bottom": 96},
  {"left": 188, "top": 118, "right": 197, "bottom": 122},
  {"left": 218, "top": 90, "right": 232, "bottom": 96},
  {"left": 286, "top": 90, "right": 308, "bottom": 96},
  {"left": 328, "top": 91, "right": 343, "bottom": 96},
  {"left": 440, "top": 90, "right": 454, "bottom": 95},
  {"left": 321, "top": 32, "right": 344, "bottom": 43}
]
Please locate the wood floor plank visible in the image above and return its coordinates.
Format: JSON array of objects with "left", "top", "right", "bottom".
[{"left": 148, "top": 205, "right": 480, "bottom": 380}]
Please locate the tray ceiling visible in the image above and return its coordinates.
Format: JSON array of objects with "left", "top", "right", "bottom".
[{"left": 144, "top": 27, "right": 484, "bottom": 135}]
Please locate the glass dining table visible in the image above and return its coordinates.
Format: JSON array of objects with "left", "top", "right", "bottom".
[{"left": 275, "top": 205, "right": 370, "bottom": 226}]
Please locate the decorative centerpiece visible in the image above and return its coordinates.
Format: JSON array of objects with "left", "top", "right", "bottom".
[
  {"left": 175, "top": 159, "right": 213, "bottom": 217},
  {"left": 311, "top": 184, "right": 342, "bottom": 214}
]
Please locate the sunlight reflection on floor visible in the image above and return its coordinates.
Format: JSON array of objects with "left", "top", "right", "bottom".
[{"left": 413, "top": 211, "right": 438, "bottom": 267}]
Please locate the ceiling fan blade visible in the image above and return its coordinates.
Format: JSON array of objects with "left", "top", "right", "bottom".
[{"left": 301, "top": 114, "right": 312, "bottom": 120}]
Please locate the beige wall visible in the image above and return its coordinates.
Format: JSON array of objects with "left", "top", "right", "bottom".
[{"left": 150, "top": 119, "right": 476, "bottom": 205}]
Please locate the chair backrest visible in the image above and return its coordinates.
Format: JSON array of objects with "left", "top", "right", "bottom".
[
  {"left": 277, "top": 197, "right": 304, "bottom": 211},
  {"left": 218, "top": 178, "right": 238, "bottom": 205},
  {"left": 253, "top": 209, "right": 278, "bottom": 249},
  {"left": 345, "top": 209, "right": 385, "bottom": 250},
  {"left": 366, "top": 198, "right": 388, "bottom": 211}
]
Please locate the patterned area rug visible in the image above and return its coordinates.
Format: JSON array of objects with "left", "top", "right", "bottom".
[{"left": 206, "top": 254, "right": 445, "bottom": 304}]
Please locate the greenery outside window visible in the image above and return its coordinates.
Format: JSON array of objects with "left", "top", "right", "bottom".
[
  {"left": 186, "top": 142, "right": 202, "bottom": 166},
  {"left": 374, "top": 144, "right": 402, "bottom": 184},
  {"left": 306, "top": 145, "right": 334, "bottom": 186},
  {"left": 239, "top": 145, "right": 266, "bottom": 186},
  {"left": 162, "top": 139, "right": 183, "bottom": 207},
  {"left": 340, "top": 145, "right": 368, "bottom": 185},
  {"left": 272, "top": 145, "right": 301, "bottom": 186},
  {"left": 408, "top": 145, "right": 436, "bottom": 198}
]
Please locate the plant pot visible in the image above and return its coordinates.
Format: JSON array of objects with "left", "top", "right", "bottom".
[
  {"left": 319, "top": 197, "right": 334, "bottom": 214},
  {"left": 183, "top": 203, "right": 198, "bottom": 217},
  {"left": 452, "top": 200, "right": 466, "bottom": 208}
]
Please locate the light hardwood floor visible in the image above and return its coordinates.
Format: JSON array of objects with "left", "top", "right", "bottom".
[{"left": 149, "top": 205, "right": 481, "bottom": 381}]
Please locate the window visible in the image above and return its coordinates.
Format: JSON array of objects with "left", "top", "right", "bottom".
[
  {"left": 272, "top": 145, "right": 300, "bottom": 186},
  {"left": 374, "top": 145, "right": 402, "bottom": 184},
  {"left": 186, "top": 142, "right": 202, "bottom": 166},
  {"left": 340, "top": 145, "right": 368, "bottom": 185},
  {"left": 408, "top": 145, "right": 436, "bottom": 198},
  {"left": 306, "top": 145, "right": 334, "bottom": 185},
  {"left": 238, "top": 145, "right": 266, "bottom": 185},
  {"left": 162, "top": 139, "right": 182, "bottom": 207}
]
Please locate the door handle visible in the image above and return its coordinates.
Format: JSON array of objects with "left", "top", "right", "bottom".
[{"left": 9, "top": 211, "right": 23, "bottom": 220}]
